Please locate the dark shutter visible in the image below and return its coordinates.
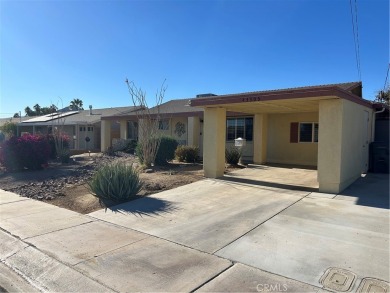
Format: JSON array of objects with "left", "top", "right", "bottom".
[{"left": 290, "top": 122, "right": 299, "bottom": 143}]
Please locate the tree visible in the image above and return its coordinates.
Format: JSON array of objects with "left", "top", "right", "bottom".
[
  {"left": 375, "top": 86, "right": 390, "bottom": 106},
  {"left": 70, "top": 99, "right": 84, "bottom": 110},
  {"left": 125, "top": 79, "right": 166, "bottom": 167},
  {"left": 13, "top": 112, "right": 20, "bottom": 118},
  {"left": 33, "top": 104, "right": 42, "bottom": 116},
  {"left": 24, "top": 104, "right": 57, "bottom": 116},
  {"left": 25, "top": 106, "right": 35, "bottom": 116},
  {"left": 0, "top": 121, "right": 17, "bottom": 138}
]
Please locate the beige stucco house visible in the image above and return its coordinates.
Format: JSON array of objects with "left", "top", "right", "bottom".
[
  {"left": 101, "top": 81, "right": 376, "bottom": 194},
  {"left": 190, "top": 81, "right": 374, "bottom": 194}
]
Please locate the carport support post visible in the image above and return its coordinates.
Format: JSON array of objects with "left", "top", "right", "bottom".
[
  {"left": 253, "top": 114, "right": 268, "bottom": 164},
  {"left": 101, "top": 120, "right": 112, "bottom": 152},
  {"left": 120, "top": 120, "right": 127, "bottom": 139},
  {"left": 318, "top": 99, "right": 373, "bottom": 193},
  {"left": 203, "top": 107, "right": 226, "bottom": 178},
  {"left": 187, "top": 116, "right": 200, "bottom": 147}
]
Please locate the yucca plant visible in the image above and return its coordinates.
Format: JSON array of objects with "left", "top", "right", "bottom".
[
  {"left": 88, "top": 162, "right": 143, "bottom": 203},
  {"left": 225, "top": 146, "right": 242, "bottom": 165}
]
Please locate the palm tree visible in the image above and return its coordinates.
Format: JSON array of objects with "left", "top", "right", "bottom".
[
  {"left": 33, "top": 104, "right": 41, "bottom": 115},
  {"left": 70, "top": 99, "right": 84, "bottom": 110}
]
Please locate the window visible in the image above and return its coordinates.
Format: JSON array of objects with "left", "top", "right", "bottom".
[
  {"left": 299, "top": 122, "right": 318, "bottom": 143},
  {"left": 226, "top": 117, "right": 253, "bottom": 141},
  {"left": 158, "top": 119, "right": 169, "bottom": 130}
]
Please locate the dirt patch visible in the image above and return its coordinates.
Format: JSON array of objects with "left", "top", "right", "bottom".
[{"left": 0, "top": 152, "right": 213, "bottom": 214}]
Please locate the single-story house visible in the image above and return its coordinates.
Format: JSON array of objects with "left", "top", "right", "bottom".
[
  {"left": 17, "top": 106, "right": 140, "bottom": 150},
  {"left": 190, "top": 81, "right": 375, "bottom": 194},
  {"left": 101, "top": 81, "right": 378, "bottom": 194}
]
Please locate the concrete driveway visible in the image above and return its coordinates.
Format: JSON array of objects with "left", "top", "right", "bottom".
[{"left": 1, "top": 170, "right": 389, "bottom": 292}]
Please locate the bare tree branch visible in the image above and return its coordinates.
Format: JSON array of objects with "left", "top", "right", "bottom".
[{"left": 125, "top": 79, "right": 167, "bottom": 167}]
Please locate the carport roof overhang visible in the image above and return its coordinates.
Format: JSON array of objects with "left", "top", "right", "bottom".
[{"left": 190, "top": 86, "right": 373, "bottom": 114}]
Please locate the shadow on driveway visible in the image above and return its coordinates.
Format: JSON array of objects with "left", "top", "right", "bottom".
[
  {"left": 220, "top": 175, "right": 319, "bottom": 193},
  {"left": 105, "top": 197, "right": 179, "bottom": 217},
  {"left": 335, "top": 173, "right": 389, "bottom": 209}
]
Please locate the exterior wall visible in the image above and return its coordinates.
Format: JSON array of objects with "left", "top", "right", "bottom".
[
  {"left": 61, "top": 125, "right": 76, "bottom": 149},
  {"left": 111, "top": 121, "right": 120, "bottom": 142},
  {"left": 188, "top": 117, "right": 200, "bottom": 147},
  {"left": 318, "top": 99, "right": 373, "bottom": 193},
  {"left": 266, "top": 112, "right": 319, "bottom": 166},
  {"left": 18, "top": 126, "right": 34, "bottom": 135},
  {"left": 157, "top": 117, "right": 188, "bottom": 145}
]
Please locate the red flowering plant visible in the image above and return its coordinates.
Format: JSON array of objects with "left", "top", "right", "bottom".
[{"left": 0, "top": 134, "right": 51, "bottom": 171}]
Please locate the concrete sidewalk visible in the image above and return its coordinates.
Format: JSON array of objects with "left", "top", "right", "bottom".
[{"left": 1, "top": 173, "right": 389, "bottom": 292}]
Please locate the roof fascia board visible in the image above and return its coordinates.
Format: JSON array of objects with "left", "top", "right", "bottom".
[{"left": 190, "top": 87, "right": 373, "bottom": 109}]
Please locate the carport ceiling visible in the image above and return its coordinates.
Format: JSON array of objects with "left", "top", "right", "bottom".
[{"left": 205, "top": 96, "right": 336, "bottom": 114}]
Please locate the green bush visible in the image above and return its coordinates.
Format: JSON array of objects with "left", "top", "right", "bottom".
[
  {"left": 155, "top": 136, "right": 178, "bottom": 165},
  {"left": 175, "top": 145, "right": 199, "bottom": 163},
  {"left": 225, "top": 146, "right": 242, "bottom": 165},
  {"left": 88, "top": 162, "right": 143, "bottom": 203},
  {"left": 136, "top": 136, "right": 178, "bottom": 166},
  {"left": 123, "top": 140, "right": 137, "bottom": 154}
]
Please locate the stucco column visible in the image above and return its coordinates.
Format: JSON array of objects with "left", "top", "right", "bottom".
[
  {"left": 253, "top": 114, "right": 268, "bottom": 164},
  {"left": 120, "top": 120, "right": 127, "bottom": 139},
  {"left": 101, "top": 120, "right": 112, "bottom": 152},
  {"left": 203, "top": 107, "right": 226, "bottom": 178},
  {"left": 187, "top": 116, "right": 200, "bottom": 147},
  {"left": 318, "top": 99, "right": 365, "bottom": 193}
]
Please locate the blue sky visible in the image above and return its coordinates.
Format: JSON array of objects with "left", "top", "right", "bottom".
[{"left": 0, "top": 0, "right": 388, "bottom": 117}]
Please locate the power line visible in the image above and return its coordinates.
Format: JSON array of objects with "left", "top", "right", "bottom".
[
  {"left": 349, "top": 0, "right": 362, "bottom": 81},
  {"left": 354, "top": 0, "right": 362, "bottom": 80},
  {"left": 383, "top": 63, "right": 390, "bottom": 91}
]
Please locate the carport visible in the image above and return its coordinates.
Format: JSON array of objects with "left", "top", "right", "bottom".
[{"left": 190, "top": 82, "right": 374, "bottom": 193}]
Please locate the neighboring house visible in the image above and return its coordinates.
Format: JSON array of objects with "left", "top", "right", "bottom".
[
  {"left": 100, "top": 98, "right": 204, "bottom": 153},
  {"left": 101, "top": 96, "right": 255, "bottom": 160},
  {"left": 17, "top": 106, "right": 140, "bottom": 150}
]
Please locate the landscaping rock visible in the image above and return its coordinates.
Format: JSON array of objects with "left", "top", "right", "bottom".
[{"left": 1, "top": 152, "right": 137, "bottom": 201}]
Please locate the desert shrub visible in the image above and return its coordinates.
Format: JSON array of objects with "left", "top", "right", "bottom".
[
  {"left": 155, "top": 136, "right": 178, "bottom": 165},
  {"left": 135, "top": 142, "right": 144, "bottom": 163},
  {"left": 0, "top": 134, "right": 51, "bottom": 171},
  {"left": 225, "top": 146, "right": 242, "bottom": 165},
  {"left": 111, "top": 139, "right": 137, "bottom": 154},
  {"left": 46, "top": 134, "right": 70, "bottom": 159},
  {"left": 136, "top": 136, "right": 178, "bottom": 166},
  {"left": 123, "top": 140, "right": 137, "bottom": 154},
  {"left": 175, "top": 145, "right": 199, "bottom": 163},
  {"left": 112, "top": 138, "right": 127, "bottom": 152},
  {"left": 88, "top": 162, "right": 143, "bottom": 203}
]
